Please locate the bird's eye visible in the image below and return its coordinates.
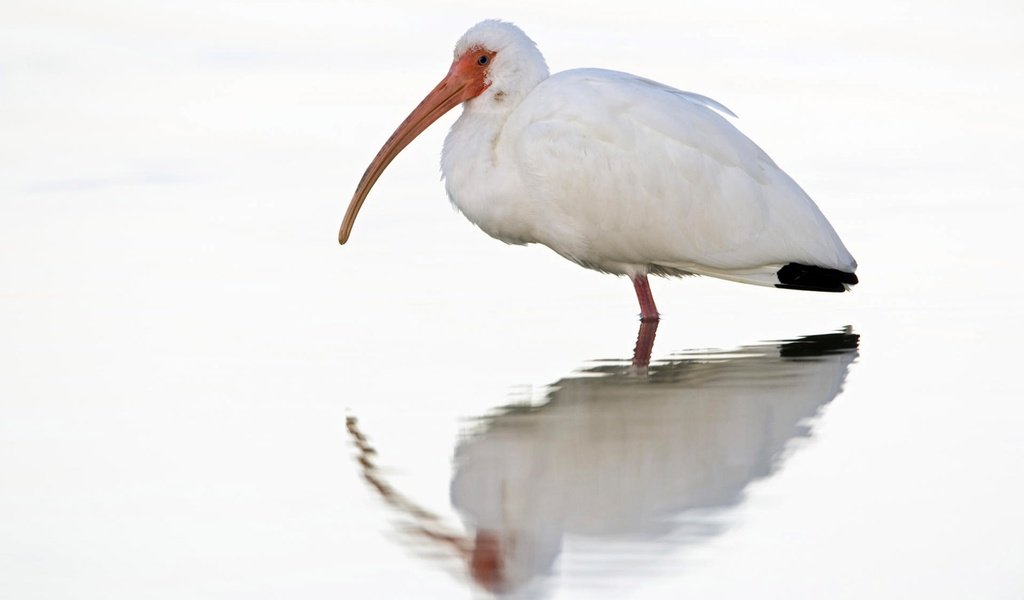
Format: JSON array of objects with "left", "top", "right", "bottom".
[{"left": 477, "top": 54, "right": 489, "bottom": 66}]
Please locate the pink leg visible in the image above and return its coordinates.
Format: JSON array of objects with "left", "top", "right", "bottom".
[{"left": 631, "top": 274, "right": 660, "bottom": 322}]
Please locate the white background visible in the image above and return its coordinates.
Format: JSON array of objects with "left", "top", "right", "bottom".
[{"left": 2, "top": 0, "right": 1022, "bottom": 598}]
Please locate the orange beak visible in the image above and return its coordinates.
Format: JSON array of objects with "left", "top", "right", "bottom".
[{"left": 338, "top": 50, "right": 494, "bottom": 244}]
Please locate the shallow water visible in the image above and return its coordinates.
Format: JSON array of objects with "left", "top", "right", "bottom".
[{"left": 2, "top": 1, "right": 1023, "bottom": 598}]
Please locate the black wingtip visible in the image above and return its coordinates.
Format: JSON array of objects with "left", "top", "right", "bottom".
[{"left": 775, "top": 263, "right": 858, "bottom": 293}]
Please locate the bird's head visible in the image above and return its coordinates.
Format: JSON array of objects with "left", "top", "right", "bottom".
[
  {"left": 454, "top": 20, "right": 549, "bottom": 110},
  {"left": 338, "top": 20, "right": 548, "bottom": 245}
]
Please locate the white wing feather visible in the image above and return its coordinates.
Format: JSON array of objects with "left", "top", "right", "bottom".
[{"left": 500, "top": 68, "right": 856, "bottom": 278}]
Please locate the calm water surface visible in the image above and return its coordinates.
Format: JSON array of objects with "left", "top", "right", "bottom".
[
  {"left": 2, "top": 1, "right": 1022, "bottom": 599},
  {"left": 350, "top": 329, "right": 860, "bottom": 596}
]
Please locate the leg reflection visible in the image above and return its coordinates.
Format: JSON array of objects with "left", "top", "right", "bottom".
[{"left": 632, "top": 319, "right": 659, "bottom": 370}]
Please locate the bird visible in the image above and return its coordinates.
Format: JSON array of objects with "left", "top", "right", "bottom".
[{"left": 338, "top": 20, "right": 858, "bottom": 322}]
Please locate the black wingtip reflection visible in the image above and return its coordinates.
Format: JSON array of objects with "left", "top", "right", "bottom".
[{"left": 777, "top": 327, "right": 859, "bottom": 357}]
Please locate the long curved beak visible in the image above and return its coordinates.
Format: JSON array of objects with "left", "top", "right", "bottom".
[{"left": 338, "top": 62, "right": 480, "bottom": 245}]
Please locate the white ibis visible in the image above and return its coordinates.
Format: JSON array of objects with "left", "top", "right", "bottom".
[{"left": 339, "top": 20, "right": 858, "bottom": 321}]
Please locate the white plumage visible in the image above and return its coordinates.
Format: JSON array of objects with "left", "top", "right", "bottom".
[{"left": 340, "top": 20, "right": 858, "bottom": 320}]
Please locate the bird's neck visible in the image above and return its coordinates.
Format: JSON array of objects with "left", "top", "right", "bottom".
[
  {"left": 445, "top": 106, "right": 508, "bottom": 156},
  {"left": 442, "top": 108, "right": 508, "bottom": 198},
  {"left": 443, "top": 68, "right": 547, "bottom": 168},
  {"left": 441, "top": 70, "right": 549, "bottom": 243}
]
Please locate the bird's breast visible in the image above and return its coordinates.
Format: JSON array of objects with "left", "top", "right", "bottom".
[
  {"left": 443, "top": 166, "right": 538, "bottom": 246},
  {"left": 442, "top": 112, "right": 539, "bottom": 246}
]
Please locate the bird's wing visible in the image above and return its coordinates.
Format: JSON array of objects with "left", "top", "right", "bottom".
[{"left": 503, "top": 68, "right": 855, "bottom": 273}]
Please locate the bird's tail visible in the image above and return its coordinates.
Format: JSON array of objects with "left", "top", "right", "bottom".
[{"left": 668, "top": 263, "right": 858, "bottom": 292}]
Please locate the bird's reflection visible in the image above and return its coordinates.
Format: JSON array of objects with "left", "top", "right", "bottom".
[{"left": 348, "top": 324, "right": 859, "bottom": 596}]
